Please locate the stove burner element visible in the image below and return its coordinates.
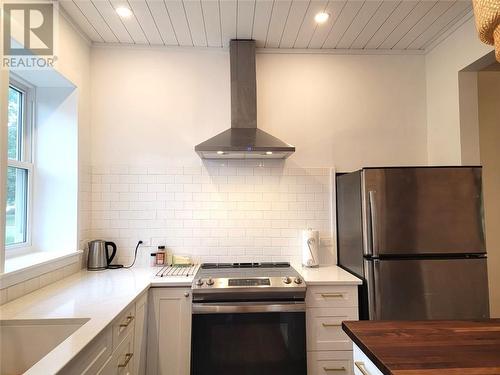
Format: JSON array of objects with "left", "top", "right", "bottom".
[{"left": 200, "top": 262, "right": 290, "bottom": 269}]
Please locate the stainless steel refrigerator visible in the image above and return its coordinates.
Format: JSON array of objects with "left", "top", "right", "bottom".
[{"left": 336, "top": 167, "right": 490, "bottom": 320}]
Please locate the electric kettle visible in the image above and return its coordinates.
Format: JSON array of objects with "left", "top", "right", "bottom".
[{"left": 87, "top": 240, "right": 118, "bottom": 270}]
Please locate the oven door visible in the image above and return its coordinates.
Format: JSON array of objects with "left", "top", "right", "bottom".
[{"left": 191, "top": 302, "right": 307, "bottom": 375}]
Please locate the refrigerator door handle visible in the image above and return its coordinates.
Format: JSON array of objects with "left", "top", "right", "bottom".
[{"left": 368, "top": 190, "right": 379, "bottom": 256}]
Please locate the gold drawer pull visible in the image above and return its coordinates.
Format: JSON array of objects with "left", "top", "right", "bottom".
[
  {"left": 323, "top": 366, "right": 346, "bottom": 372},
  {"left": 322, "top": 322, "right": 342, "bottom": 327},
  {"left": 118, "top": 353, "right": 133, "bottom": 368},
  {"left": 321, "top": 293, "right": 344, "bottom": 298},
  {"left": 355, "top": 361, "right": 372, "bottom": 375},
  {"left": 119, "top": 315, "right": 134, "bottom": 328}
]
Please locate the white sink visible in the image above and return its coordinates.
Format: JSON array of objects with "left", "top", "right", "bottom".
[{"left": 0, "top": 318, "right": 89, "bottom": 375}]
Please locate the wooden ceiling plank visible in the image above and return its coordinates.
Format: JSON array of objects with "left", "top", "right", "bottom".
[
  {"left": 322, "top": 0, "right": 364, "bottom": 49},
  {"left": 279, "top": 0, "right": 310, "bottom": 48},
  {"left": 74, "top": 0, "right": 118, "bottom": 43},
  {"left": 306, "top": 0, "right": 345, "bottom": 49},
  {"left": 252, "top": 0, "right": 274, "bottom": 47},
  {"left": 109, "top": 0, "right": 148, "bottom": 44},
  {"left": 363, "top": 0, "right": 417, "bottom": 49},
  {"left": 378, "top": 1, "right": 437, "bottom": 49},
  {"left": 147, "top": 0, "right": 178, "bottom": 45},
  {"left": 265, "top": 0, "right": 292, "bottom": 47},
  {"left": 237, "top": 0, "right": 256, "bottom": 39},
  {"left": 393, "top": 1, "right": 455, "bottom": 50},
  {"left": 350, "top": 1, "right": 399, "bottom": 49},
  {"left": 91, "top": 0, "right": 132, "bottom": 43},
  {"left": 129, "top": 0, "right": 164, "bottom": 45},
  {"left": 165, "top": 0, "right": 194, "bottom": 45},
  {"left": 184, "top": 0, "right": 208, "bottom": 46},
  {"left": 337, "top": 1, "right": 382, "bottom": 49},
  {"left": 61, "top": 1, "right": 104, "bottom": 42},
  {"left": 201, "top": 0, "right": 222, "bottom": 47},
  {"left": 220, "top": 0, "right": 237, "bottom": 46},
  {"left": 409, "top": 0, "right": 470, "bottom": 49}
]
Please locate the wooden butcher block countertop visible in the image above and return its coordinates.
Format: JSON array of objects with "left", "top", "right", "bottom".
[{"left": 342, "top": 319, "right": 500, "bottom": 375}]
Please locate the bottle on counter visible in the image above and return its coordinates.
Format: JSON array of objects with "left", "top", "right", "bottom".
[
  {"left": 156, "top": 246, "right": 166, "bottom": 266},
  {"left": 150, "top": 253, "right": 157, "bottom": 267},
  {"left": 166, "top": 249, "right": 173, "bottom": 266}
]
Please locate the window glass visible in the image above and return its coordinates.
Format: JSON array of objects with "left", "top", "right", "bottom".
[
  {"left": 8, "top": 86, "right": 23, "bottom": 161},
  {"left": 6, "top": 81, "right": 31, "bottom": 248},
  {"left": 6, "top": 167, "right": 28, "bottom": 246}
]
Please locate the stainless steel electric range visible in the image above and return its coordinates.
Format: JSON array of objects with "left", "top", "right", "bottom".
[{"left": 190, "top": 262, "right": 307, "bottom": 375}]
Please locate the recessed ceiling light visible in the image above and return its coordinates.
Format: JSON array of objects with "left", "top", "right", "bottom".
[
  {"left": 116, "top": 6, "right": 132, "bottom": 18},
  {"left": 314, "top": 12, "right": 330, "bottom": 24},
  {"left": 266, "top": 151, "right": 273, "bottom": 155}
]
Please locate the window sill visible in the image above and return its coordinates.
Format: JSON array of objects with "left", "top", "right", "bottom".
[{"left": 0, "top": 250, "right": 83, "bottom": 289}]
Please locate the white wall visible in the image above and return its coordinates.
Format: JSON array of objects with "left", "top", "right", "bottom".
[
  {"left": 89, "top": 47, "right": 428, "bottom": 262},
  {"left": 90, "top": 48, "right": 428, "bottom": 171},
  {"left": 34, "top": 87, "right": 78, "bottom": 252},
  {"left": 56, "top": 13, "right": 92, "bottom": 251},
  {"left": 425, "top": 17, "right": 493, "bottom": 165},
  {"left": 478, "top": 71, "right": 500, "bottom": 318}
]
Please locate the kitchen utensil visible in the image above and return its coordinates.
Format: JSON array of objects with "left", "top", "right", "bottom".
[{"left": 87, "top": 240, "right": 118, "bottom": 270}]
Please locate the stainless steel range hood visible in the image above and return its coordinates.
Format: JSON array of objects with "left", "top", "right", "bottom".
[{"left": 195, "top": 40, "right": 295, "bottom": 159}]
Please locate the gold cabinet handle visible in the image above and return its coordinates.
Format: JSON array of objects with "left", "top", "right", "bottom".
[
  {"left": 323, "top": 366, "right": 346, "bottom": 372},
  {"left": 119, "top": 315, "right": 134, "bottom": 328},
  {"left": 321, "top": 293, "right": 344, "bottom": 298},
  {"left": 355, "top": 361, "right": 372, "bottom": 375},
  {"left": 322, "top": 322, "right": 342, "bottom": 327},
  {"left": 118, "top": 353, "right": 133, "bottom": 368}
]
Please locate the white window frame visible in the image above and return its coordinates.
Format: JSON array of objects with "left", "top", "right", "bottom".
[{"left": 6, "top": 74, "right": 35, "bottom": 254}]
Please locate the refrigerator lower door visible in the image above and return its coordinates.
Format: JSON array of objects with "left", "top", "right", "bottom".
[{"left": 366, "top": 258, "right": 489, "bottom": 320}]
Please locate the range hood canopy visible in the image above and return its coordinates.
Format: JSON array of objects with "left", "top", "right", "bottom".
[{"left": 195, "top": 40, "right": 295, "bottom": 160}]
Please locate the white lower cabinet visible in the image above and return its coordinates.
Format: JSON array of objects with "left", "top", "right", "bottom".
[
  {"left": 146, "top": 287, "right": 192, "bottom": 375},
  {"left": 306, "top": 285, "right": 358, "bottom": 375},
  {"left": 352, "top": 344, "right": 383, "bottom": 375},
  {"left": 98, "top": 330, "right": 135, "bottom": 375},
  {"left": 308, "top": 351, "right": 353, "bottom": 375},
  {"left": 59, "top": 291, "right": 148, "bottom": 375}
]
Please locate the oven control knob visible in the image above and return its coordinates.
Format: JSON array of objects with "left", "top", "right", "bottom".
[
  {"left": 196, "top": 278, "right": 204, "bottom": 286},
  {"left": 282, "top": 276, "right": 292, "bottom": 284},
  {"left": 294, "top": 277, "right": 303, "bottom": 285},
  {"left": 206, "top": 278, "right": 215, "bottom": 286}
]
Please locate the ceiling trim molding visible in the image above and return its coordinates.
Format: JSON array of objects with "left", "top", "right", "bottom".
[
  {"left": 91, "top": 42, "right": 426, "bottom": 55},
  {"left": 59, "top": 5, "right": 92, "bottom": 47}
]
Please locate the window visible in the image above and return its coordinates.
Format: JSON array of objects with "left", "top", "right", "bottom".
[{"left": 6, "top": 78, "right": 34, "bottom": 249}]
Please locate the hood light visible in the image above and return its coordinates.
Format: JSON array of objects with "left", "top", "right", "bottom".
[
  {"left": 116, "top": 6, "right": 133, "bottom": 18},
  {"left": 266, "top": 151, "right": 273, "bottom": 155},
  {"left": 217, "top": 151, "right": 225, "bottom": 155},
  {"left": 314, "top": 12, "right": 330, "bottom": 24}
]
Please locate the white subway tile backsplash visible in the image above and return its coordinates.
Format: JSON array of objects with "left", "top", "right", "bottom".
[{"left": 90, "top": 164, "right": 334, "bottom": 265}]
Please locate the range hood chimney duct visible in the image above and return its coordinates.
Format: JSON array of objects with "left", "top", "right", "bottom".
[{"left": 195, "top": 40, "right": 295, "bottom": 159}]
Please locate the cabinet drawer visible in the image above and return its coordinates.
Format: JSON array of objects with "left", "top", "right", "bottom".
[
  {"left": 59, "top": 326, "right": 112, "bottom": 375},
  {"left": 306, "top": 286, "right": 358, "bottom": 308},
  {"left": 113, "top": 304, "right": 136, "bottom": 350},
  {"left": 352, "top": 343, "right": 383, "bottom": 375},
  {"left": 307, "top": 308, "right": 357, "bottom": 351},
  {"left": 308, "top": 351, "right": 353, "bottom": 375},
  {"left": 98, "top": 330, "right": 135, "bottom": 375}
]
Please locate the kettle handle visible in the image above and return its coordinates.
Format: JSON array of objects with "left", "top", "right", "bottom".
[{"left": 105, "top": 242, "right": 117, "bottom": 266}]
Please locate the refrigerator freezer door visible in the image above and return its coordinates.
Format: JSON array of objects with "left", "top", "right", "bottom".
[
  {"left": 363, "top": 167, "right": 485, "bottom": 256},
  {"left": 366, "top": 258, "right": 489, "bottom": 320}
]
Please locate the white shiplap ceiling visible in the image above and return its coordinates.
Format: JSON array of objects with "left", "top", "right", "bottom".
[{"left": 60, "top": 0, "right": 473, "bottom": 51}]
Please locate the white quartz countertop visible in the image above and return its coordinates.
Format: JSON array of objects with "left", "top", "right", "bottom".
[
  {"left": 0, "top": 267, "right": 195, "bottom": 375},
  {"left": 0, "top": 264, "right": 359, "bottom": 374},
  {"left": 296, "top": 264, "right": 362, "bottom": 286}
]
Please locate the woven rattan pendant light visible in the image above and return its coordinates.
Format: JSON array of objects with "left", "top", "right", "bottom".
[{"left": 473, "top": 0, "right": 500, "bottom": 61}]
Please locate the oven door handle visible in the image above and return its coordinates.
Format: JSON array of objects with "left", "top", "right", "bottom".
[{"left": 192, "top": 302, "right": 306, "bottom": 314}]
